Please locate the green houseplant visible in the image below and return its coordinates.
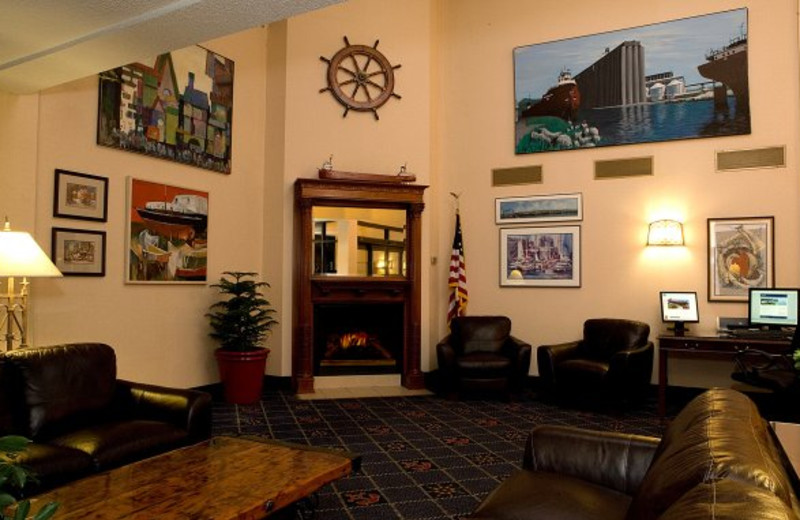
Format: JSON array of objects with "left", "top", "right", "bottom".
[
  {"left": 207, "top": 271, "right": 278, "bottom": 404},
  {"left": 0, "top": 436, "right": 58, "bottom": 520}
]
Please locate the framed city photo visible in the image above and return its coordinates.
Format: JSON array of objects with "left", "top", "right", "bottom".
[
  {"left": 51, "top": 227, "right": 106, "bottom": 276},
  {"left": 707, "top": 216, "right": 774, "bottom": 302},
  {"left": 496, "top": 193, "right": 582, "bottom": 224},
  {"left": 500, "top": 226, "right": 581, "bottom": 287},
  {"left": 53, "top": 169, "right": 109, "bottom": 222}
]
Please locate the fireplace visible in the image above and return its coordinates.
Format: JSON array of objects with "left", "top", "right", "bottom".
[
  {"left": 314, "top": 303, "right": 403, "bottom": 376},
  {"left": 293, "top": 177, "right": 427, "bottom": 393}
]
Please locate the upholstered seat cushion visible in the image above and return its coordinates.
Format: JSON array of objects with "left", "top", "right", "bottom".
[
  {"left": 470, "top": 469, "right": 632, "bottom": 520},
  {"left": 457, "top": 352, "right": 512, "bottom": 379},
  {"left": 16, "top": 442, "right": 95, "bottom": 487},
  {"left": 49, "top": 420, "right": 188, "bottom": 470}
]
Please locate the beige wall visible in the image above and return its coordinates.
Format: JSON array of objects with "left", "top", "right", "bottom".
[{"left": 0, "top": 0, "right": 797, "bottom": 390}]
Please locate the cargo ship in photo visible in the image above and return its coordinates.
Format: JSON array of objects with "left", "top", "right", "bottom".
[
  {"left": 697, "top": 28, "right": 749, "bottom": 113},
  {"left": 519, "top": 69, "right": 581, "bottom": 122}
]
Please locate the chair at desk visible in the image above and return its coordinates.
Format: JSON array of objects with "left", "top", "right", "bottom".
[{"left": 731, "top": 347, "right": 800, "bottom": 421}]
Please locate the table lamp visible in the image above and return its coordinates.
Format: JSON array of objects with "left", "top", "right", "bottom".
[{"left": 0, "top": 219, "right": 62, "bottom": 350}]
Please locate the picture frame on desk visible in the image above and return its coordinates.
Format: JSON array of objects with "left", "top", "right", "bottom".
[{"left": 707, "top": 216, "right": 774, "bottom": 302}]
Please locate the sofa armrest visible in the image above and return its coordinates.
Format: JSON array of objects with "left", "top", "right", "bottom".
[
  {"left": 115, "top": 380, "right": 212, "bottom": 441},
  {"left": 523, "top": 425, "right": 660, "bottom": 496},
  {"left": 608, "top": 341, "right": 654, "bottom": 385},
  {"left": 536, "top": 341, "right": 580, "bottom": 389},
  {"left": 504, "top": 336, "right": 532, "bottom": 392}
]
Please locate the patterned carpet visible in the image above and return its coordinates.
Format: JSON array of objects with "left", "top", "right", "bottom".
[{"left": 212, "top": 390, "right": 668, "bottom": 520}]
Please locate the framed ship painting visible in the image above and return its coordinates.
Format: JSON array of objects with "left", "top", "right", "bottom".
[
  {"left": 126, "top": 178, "right": 208, "bottom": 284},
  {"left": 514, "top": 8, "right": 749, "bottom": 155},
  {"left": 500, "top": 226, "right": 581, "bottom": 287},
  {"left": 97, "top": 45, "right": 234, "bottom": 174},
  {"left": 707, "top": 216, "right": 773, "bottom": 302}
]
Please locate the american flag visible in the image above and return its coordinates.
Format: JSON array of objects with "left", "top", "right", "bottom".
[{"left": 447, "top": 212, "right": 468, "bottom": 326}]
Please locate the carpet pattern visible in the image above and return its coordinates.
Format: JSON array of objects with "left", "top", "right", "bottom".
[{"left": 212, "top": 391, "right": 668, "bottom": 520}]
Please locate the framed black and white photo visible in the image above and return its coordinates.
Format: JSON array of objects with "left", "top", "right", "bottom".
[
  {"left": 500, "top": 226, "right": 581, "bottom": 287},
  {"left": 495, "top": 193, "right": 582, "bottom": 224},
  {"left": 53, "top": 169, "right": 109, "bottom": 222},
  {"left": 51, "top": 227, "right": 106, "bottom": 276}
]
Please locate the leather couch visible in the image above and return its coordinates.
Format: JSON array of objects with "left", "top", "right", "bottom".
[
  {"left": 0, "top": 343, "right": 211, "bottom": 493},
  {"left": 469, "top": 388, "right": 800, "bottom": 519}
]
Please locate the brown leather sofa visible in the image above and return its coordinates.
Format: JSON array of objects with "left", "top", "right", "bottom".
[
  {"left": 437, "top": 316, "right": 531, "bottom": 399},
  {"left": 0, "top": 343, "right": 211, "bottom": 493},
  {"left": 470, "top": 388, "right": 800, "bottom": 519}
]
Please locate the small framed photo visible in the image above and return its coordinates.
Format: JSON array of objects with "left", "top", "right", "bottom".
[
  {"left": 500, "top": 226, "right": 581, "bottom": 287},
  {"left": 51, "top": 227, "right": 106, "bottom": 277},
  {"left": 707, "top": 216, "right": 774, "bottom": 302},
  {"left": 53, "top": 169, "right": 109, "bottom": 222},
  {"left": 496, "top": 193, "right": 582, "bottom": 224}
]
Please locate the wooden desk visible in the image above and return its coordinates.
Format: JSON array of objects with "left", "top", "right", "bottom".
[
  {"left": 657, "top": 334, "right": 791, "bottom": 416},
  {"left": 27, "top": 436, "right": 359, "bottom": 519}
]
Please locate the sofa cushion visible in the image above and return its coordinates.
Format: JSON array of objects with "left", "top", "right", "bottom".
[
  {"left": 49, "top": 420, "right": 188, "bottom": 470},
  {"left": 3, "top": 343, "right": 117, "bottom": 438},
  {"left": 452, "top": 316, "right": 511, "bottom": 355},
  {"left": 626, "top": 388, "right": 798, "bottom": 520},
  {"left": 658, "top": 480, "right": 800, "bottom": 520},
  {"left": 15, "top": 442, "right": 95, "bottom": 493},
  {"left": 457, "top": 352, "right": 512, "bottom": 379},
  {"left": 470, "top": 469, "right": 632, "bottom": 520}
]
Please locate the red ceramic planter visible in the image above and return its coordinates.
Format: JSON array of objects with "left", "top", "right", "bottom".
[{"left": 214, "top": 348, "right": 270, "bottom": 404}]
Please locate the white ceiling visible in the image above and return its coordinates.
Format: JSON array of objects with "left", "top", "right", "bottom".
[{"left": 0, "top": 0, "right": 344, "bottom": 94}]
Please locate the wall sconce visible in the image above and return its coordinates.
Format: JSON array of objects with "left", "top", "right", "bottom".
[
  {"left": 0, "top": 220, "right": 62, "bottom": 350},
  {"left": 647, "top": 219, "right": 685, "bottom": 246}
]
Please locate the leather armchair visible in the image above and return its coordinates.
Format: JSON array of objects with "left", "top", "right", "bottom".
[
  {"left": 537, "top": 318, "right": 653, "bottom": 404},
  {"left": 437, "top": 316, "right": 532, "bottom": 399}
]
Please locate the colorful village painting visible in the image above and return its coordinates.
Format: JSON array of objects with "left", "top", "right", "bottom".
[{"left": 97, "top": 46, "right": 234, "bottom": 174}]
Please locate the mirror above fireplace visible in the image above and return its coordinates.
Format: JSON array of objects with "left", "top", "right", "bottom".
[{"left": 313, "top": 206, "right": 406, "bottom": 277}]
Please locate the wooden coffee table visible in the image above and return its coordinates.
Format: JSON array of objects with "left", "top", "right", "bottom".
[{"left": 27, "top": 436, "right": 358, "bottom": 519}]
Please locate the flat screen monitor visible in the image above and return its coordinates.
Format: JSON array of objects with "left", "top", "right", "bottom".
[
  {"left": 660, "top": 291, "right": 699, "bottom": 335},
  {"left": 748, "top": 288, "right": 800, "bottom": 329}
]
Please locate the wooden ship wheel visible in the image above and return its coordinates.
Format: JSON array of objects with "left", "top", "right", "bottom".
[{"left": 320, "top": 36, "right": 401, "bottom": 120}]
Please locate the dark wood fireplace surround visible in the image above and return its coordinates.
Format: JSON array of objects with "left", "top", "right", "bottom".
[{"left": 293, "top": 177, "right": 428, "bottom": 393}]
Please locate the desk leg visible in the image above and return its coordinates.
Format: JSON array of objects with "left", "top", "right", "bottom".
[{"left": 658, "top": 349, "right": 668, "bottom": 417}]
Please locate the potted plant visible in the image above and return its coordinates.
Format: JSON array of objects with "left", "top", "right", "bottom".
[
  {"left": 207, "top": 271, "right": 278, "bottom": 404},
  {"left": 0, "top": 436, "right": 58, "bottom": 520}
]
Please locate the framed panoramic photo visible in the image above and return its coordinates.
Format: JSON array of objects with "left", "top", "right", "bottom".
[
  {"left": 707, "top": 216, "right": 774, "bottom": 302},
  {"left": 126, "top": 177, "right": 208, "bottom": 284},
  {"left": 496, "top": 193, "right": 582, "bottom": 224},
  {"left": 51, "top": 227, "right": 106, "bottom": 276},
  {"left": 53, "top": 169, "right": 109, "bottom": 222},
  {"left": 97, "top": 45, "right": 234, "bottom": 174},
  {"left": 500, "top": 226, "right": 581, "bottom": 287},
  {"left": 514, "top": 8, "right": 749, "bottom": 155}
]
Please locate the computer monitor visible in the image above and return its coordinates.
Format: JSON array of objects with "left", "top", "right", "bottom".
[
  {"left": 660, "top": 291, "right": 699, "bottom": 336},
  {"left": 748, "top": 288, "right": 800, "bottom": 329}
]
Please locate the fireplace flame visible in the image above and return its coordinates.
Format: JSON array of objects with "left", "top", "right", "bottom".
[{"left": 339, "top": 332, "right": 369, "bottom": 348}]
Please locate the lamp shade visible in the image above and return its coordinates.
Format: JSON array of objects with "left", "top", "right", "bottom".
[
  {"left": 647, "top": 219, "right": 685, "bottom": 246},
  {"left": 0, "top": 223, "right": 62, "bottom": 277}
]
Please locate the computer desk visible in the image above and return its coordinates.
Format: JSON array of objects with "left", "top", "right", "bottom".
[{"left": 657, "top": 333, "right": 792, "bottom": 416}]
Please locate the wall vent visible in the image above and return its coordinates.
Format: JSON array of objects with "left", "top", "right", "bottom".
[
  {"left": 492, "top": 166, "right": 542, "bottom": 186},
  {"left": 594, "top": 156, "right": 653, "bottom": 179},
  {"left": 716, "top": 146, "right": 785, "bottom": 172}
]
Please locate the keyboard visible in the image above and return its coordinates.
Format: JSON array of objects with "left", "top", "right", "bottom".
[{"left": 726, "top": 329, "right": 794, "bottom": 341}]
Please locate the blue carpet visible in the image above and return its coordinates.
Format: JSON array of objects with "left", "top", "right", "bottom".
[{"left": 212, "top": 391, "right": 667, "bottom": 520}]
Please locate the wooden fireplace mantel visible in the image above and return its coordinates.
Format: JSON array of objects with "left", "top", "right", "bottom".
[{"left": 293, "top": 178, "right": 428, "bottom": 394}]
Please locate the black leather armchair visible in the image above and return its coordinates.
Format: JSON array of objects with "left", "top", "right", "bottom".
[
  {"left": 537, "top": 318, "right": 653, "bottom": 404},
  {"left": 437, "top": 316, "right": 532, "bottom": 399}
]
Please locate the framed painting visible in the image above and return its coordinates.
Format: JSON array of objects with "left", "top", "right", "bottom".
[
  {"left": 496, "top": 193, "right": 582, "bottom": 224},
  {"left": 51, "top": 227, "right": 106, "bottom": 276},
  {"left": 514, "top": 8, "right": 749, "bottom": 155},
  {"left": 53, "top": 169, "right": 108, "bottom": 222},
  {"left": 126, "top": 178, "right": 208, "bottom": 284},
  {"left": 707, "top": 216, "right": 774, "bottom": 302},
  {"left": 500, "top": 226, "right": 581, "bottom": 287},
  {"left": 97, "top": 45, "right": 234, "bottom": 174}
]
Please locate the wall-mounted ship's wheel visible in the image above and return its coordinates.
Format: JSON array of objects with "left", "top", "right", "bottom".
[{"left": 320, "top": 36, "right": 401, "bottom": 120}]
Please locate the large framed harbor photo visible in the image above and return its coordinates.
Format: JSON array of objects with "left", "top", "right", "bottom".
[
  {"left": 500, "top": 226, "right": 581, "bottom": 287},
  {"left": 514, "top": 8, "right": 750, "bottom": 154},
  {"left": 496, "top": 193, "right": 582, "bottom": 224}
]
